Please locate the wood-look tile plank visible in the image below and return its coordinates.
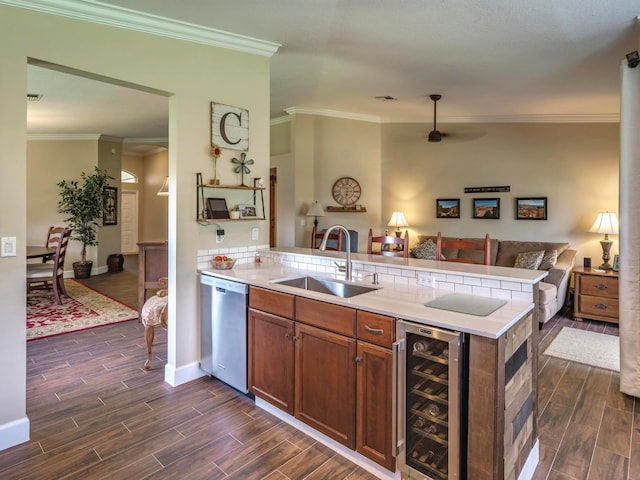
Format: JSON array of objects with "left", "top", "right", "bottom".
[
  {"left": 301, "top": 452, "right": 359, "bottom": 480},
  {"left": 587, "top": 446, "right": 629, "bottom": 480},
  {"left": 277, "top": 441, "right": 335, "bottom": 479},
  {"left": 571, "top": 388, "right": 607, "bottom": 429},
  {"left": 607, "top": 372, "right": 634, "bottom": 412},
  {"left": 152, "top": 434, "right": 242, "bottom": 480},
  {"left": 61, "top": 429, "right": 185, "bottom": 480},
  {"left": 551, "top": 422, "right": 598, "bottom": 479},
  {"left": 222, "top": 440, "right": 302, "bottom": 479},
  {"left": 213, "top": 422, "right": 301, "bottom": 474},
  {"left": 596, "top": 405, "right": 633, "bottom": 457},
  {"left": 154, "top": 410, "right": 255, "bottom": 466},
  {"left": 538, "top": 401, "right": 574, "bottom": 449}
]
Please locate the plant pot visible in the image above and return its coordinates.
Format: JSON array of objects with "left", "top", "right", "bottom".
[{"left": 73, "top": 261, "right": 93, "bottom": 279}]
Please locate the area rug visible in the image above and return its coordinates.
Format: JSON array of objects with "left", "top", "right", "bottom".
[
  {"left": 543, "top": 326, "right": 620, "bottom": 372},
  {"left": 27, "top": 279, "right": 138, "bottom": 341}
]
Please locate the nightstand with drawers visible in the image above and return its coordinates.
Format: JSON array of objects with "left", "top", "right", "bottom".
[{"left": 573, "top": 267, "right": 619, "bottom": 324}]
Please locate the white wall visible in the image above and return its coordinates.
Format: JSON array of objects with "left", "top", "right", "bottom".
[
  {"left": 0, "top": 5, "right": 271, "bottom": 450},
  {"left": 272, "top": 116, "right": 619, "bottom": 264}
]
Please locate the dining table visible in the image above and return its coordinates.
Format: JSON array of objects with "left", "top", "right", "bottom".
[{"left": 26, "top": 246, "right": 56, "bottom": 259}]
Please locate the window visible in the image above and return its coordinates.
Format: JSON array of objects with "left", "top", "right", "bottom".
[{"left": 121, "top": 170, "right": 137, "bottom": 184}]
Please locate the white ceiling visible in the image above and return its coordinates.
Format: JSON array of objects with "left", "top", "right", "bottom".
[{"left": 24, "top": 0, "right": 640, "bottom": 148}]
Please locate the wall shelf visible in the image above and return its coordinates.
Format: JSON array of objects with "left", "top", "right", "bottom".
[
  {"left": 326, "top": 206, "right": 367, "bottom": 213},
  {"left": 196, "top": 173, "right": 265, "bottom": 224}
]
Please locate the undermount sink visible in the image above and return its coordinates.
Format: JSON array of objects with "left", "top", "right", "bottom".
[{"left": 272, "top": 276, "right": 380, "bottom": 298}]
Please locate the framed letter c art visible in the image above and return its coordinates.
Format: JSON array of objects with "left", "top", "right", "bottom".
[{"left": 211, "top": 102, "right": 249, "bottom": 151}]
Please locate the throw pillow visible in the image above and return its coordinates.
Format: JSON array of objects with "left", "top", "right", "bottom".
[
  {"left": 514, "top": 250, "right": 545, "bottom": 270},
  {"left": 410, "top": 239, "right": 444, "bottom": 260},
  {"left": 539, "top": 250, "right": 558, "bottom": 270}
]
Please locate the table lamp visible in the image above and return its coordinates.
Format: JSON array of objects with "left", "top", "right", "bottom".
[
  {"left": 588, "top": 211, "right": 618, "bottom": 270},
  {"left": 306, "top": 201, "right": 325, "bottom": 229},
  {"left": 387, "top": 211, "right": 409, "bottom": 250},
  {"left": 157, "top": 176, "right": 169, "bottom": 196}
]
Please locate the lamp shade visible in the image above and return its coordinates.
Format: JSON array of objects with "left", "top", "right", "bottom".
[
  {"left": 157, "top": 176, "right": 169, "bottom": 196},
  {"left": 306, "top": 201, "right": 325, "bottom": 217},
  {"left": 387, "top": 211, "right": 409, "bottom": 229},
  {"left": 588, "top": 212, "right": 618, "bottom": 235}
]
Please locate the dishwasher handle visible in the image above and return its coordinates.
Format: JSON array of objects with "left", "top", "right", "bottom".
[{"left": 200, "top": 274, "right": 248, "bottom": 295}]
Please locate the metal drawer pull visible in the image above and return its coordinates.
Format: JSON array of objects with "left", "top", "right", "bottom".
[
  {"left": 595, "top": 303, "right": 609, "bottom": 310},
  {"left": 595, "top": 283, "right": 608, "bottom": 290},
  {"left": 365, "top": 325, "right": 384, "bottom": 335}
]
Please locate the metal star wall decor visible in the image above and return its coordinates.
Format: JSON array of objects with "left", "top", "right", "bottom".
[{"left": 231, "top": 152, "right": 254, "bottom": 186}]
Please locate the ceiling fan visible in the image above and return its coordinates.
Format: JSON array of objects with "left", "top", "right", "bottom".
[
  {"left": 428, "top": 94, "right": 444, "bottom": 142},
  {"left": 426, "top": 94, "right": 486, "bottom": 143}
]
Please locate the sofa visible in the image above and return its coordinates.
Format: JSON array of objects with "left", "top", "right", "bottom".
[{"left": 411, "top": 235, "right": 577, "bottom": 324}]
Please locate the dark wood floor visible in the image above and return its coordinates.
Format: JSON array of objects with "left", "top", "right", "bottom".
[
  {"left": 2, "top": 256, "right": 378, "bottom": 480},
  {"left": 4, "top": 260, "right": 638, "bottom": 479}
]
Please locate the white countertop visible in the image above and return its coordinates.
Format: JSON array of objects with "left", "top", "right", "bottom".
[{"left": 200, "top": 251, "right": 536, "bottom": 339}]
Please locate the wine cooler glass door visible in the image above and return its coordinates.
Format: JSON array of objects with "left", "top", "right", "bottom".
[{"left": 397, "top": 321, "right": 462, "bottom": 480}]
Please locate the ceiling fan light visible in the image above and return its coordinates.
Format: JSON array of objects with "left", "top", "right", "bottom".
[{"left": 428, "top": 130, "right": 442, "bottom": 142}]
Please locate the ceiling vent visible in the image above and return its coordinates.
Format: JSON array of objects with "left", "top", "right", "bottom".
[{"left": 27, "top": 93, "right": 43, "bottom": 102}]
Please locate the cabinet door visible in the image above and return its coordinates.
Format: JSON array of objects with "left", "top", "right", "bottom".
[
  {"left": 356, "top": 341, "right": 395, "bottom": 471},
  {"left": 248, "top": 308, "right": 295, "bottom": 414},
  {"left": 295, "top": 322, "right": 356, "bottom": 448}
]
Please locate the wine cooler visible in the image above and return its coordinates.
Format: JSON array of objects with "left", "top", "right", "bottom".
[{"left": 396, "top": 320, "right": 467, "bottom": 480}]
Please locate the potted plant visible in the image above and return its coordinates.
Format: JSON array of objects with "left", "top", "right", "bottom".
[{"left": 57, "top": 167, "right": 112, "bottom": 279}]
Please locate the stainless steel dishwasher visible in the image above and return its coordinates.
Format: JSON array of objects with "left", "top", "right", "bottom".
[{"left": 199, "top": 273, "right": 249, "bottom": 393}]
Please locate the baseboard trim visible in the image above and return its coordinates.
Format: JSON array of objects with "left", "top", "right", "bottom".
[
  {"left": 0, "top": 416, "right": 30, "bottom": 451},
  {"left": 518, "top": 440, "right": 539, "bottom": 480},
  {"left": 255, "top": 398, "right": 400, "bottom": 480},
  {"left": 163, "top": 361, "right": 206, "bottom": 387}
]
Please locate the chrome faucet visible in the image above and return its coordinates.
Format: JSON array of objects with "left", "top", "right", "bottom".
[{"left": 320, "top": 224, "right": 352, "bottom": 281}]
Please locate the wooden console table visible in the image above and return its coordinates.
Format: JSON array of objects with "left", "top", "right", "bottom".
[{"left": 137, "top": 241, "right": 168, "bottom": 313}]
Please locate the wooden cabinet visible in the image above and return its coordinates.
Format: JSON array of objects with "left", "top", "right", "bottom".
[
  {"left": 295, "top": 322, "right": 356, "bottom": 447},
  {"left": 248, "top": 308, "right": 295, "bottom": 414},
  {"left": 248, "top": 286, "right": 396, "bottom": 470},
  {"left": 357, "top": 340, "right": 395, "bottom": 471},
  {"left": 573, "top": 267, "right": 619, "bottom": 324}
]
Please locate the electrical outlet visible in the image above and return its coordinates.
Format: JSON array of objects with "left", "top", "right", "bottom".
[
  {"left": 417, "top": 273, "right": 435, "bottom": 288},
  {"left": 216, "top": 229, "right": 224, "bottom": 244},
  {"left": 251, "top": 228, "right": 259, "bottom": 241}
]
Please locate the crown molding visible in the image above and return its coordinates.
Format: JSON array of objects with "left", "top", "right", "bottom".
[
  {"left": 281, "top": 107, "right": 619, "bottom": 124},
  {"left": 27, "top": 133, "right": 101, "bottom": 141},
  {"left": 122, "top": 136, "right": 168, "bottom": 145},
  {"left": 284, "top": 107, "right": 380, "bottom": 123},
  {"left": 1, "top": 0, "right": 280, "bottom": 57},
  {"left": 382, "top": 113, "right": 621, "bottom": 124},
  {"left": 270, "top": 115, "right": 291, "bottom": 126}
]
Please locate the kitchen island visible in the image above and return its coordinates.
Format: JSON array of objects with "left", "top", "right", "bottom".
[{"left": 199, "top": 247, "right": 542, "bottom": 480}]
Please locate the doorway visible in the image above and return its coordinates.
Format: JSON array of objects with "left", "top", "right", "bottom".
[{"left": 121, "top": 190, "right": 139, "bottom": 254}]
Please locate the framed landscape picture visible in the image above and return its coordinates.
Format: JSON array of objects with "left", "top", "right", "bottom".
[
  {"left": 239, "top": 204, "right": 257, "bottom": 219},
  {"left": 436, "top": 198, "right": 460, "bottom": 218},
  {"left": 473, "top": 198, "right": 500, "bottom": 219},
  {"left": 516, "top": 197, "right": 547, "bottom": 220}
]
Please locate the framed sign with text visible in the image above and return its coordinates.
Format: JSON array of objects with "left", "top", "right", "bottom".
[{"left": 211, "top": 102, "right": 249, "bottom": 151}]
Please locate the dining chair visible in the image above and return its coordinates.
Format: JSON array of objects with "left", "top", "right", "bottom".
[
  {"left": 141, "top": 276, "right": 168, "bottom": 370},
  {"left": 27, "top": 228, "right": 71, "bottom": 304},
  {"left": 436, "top": 232, "right": 491, "bottom": 265},
  {"left": 43, "top": 226, "right": 66, "bottom": 263},
  {"left": 311, "top": 227, "right": 343, "bottom": 251},
  {"left": 367, "top": 229, "right": 409, "bottom": 257}
]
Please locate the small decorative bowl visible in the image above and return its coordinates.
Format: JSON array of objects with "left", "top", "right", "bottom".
[{"left": 213, "top": 259, "right": 236, "bottom": 270}]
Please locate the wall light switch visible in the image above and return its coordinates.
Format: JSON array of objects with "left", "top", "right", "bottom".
[{"left": 1, "top": 236, "right": 17, "bottom": 257}]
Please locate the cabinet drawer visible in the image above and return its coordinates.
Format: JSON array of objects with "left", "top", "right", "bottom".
[
  {"left": 356, "top": 311, "right": 395, "bottom": 348},
  {"left": 579, "top": 295, "right": 619, "bottom": 318},
  {"left": 295, "top": 297, "right": 356, "bottom": 337},
  {"left": 249, "top": 286, "right": 294, "bottom": 319},
  {"left": 579, "top": 275, "right": 618, "bottom": 299}
]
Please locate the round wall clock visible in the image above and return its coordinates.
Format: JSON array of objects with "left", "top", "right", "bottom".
[{"left": 332, "top": 176, "right": 362, "bottom": 206}]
